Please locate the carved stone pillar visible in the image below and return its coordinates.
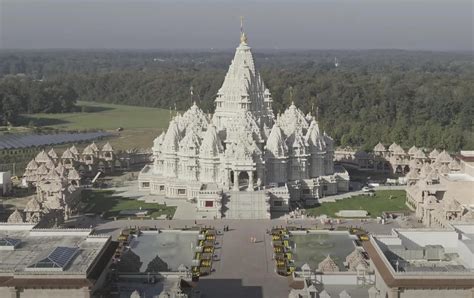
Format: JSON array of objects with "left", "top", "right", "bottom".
[
  {"left": 388, "top": 287, "right": 399, "bottom": 298},
  {"left": 233, "top": 171, "right": 239, "bottom": 191},
  {"left": 247, "top": 171, "right": 254, "bottom": 191},
  {"left": 9, "top": 287, "right": 18, "bottom": 298},
  {"left": 226, "top": 169, "right": 231, "bottom": 190}
]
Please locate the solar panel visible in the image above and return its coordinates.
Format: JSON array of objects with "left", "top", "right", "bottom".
[
  {"left": 0, "top": 238, "right": 21, "bottom": 247},
  {"left": 0, "top": 132, "right": 112, "bottom": 149},
  {"left": 28, "top": 246, "right": 79, "bottom": 270},
  {"left": 49, "top": 246, "right": 79, "bottom": 268}
]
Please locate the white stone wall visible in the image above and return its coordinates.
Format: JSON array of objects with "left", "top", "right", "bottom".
[
  {"left": 310, "top": 155, "right": 325, "bottom": 177},
  {"left": 400, "top": 288, "right": 473, "bottom": 298},
  {"left": 4, "top": 288, "right": 91, "bottom": 298}
]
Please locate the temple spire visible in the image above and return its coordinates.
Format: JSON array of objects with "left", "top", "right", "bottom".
[{"left": 240, "top": 16, "right": 248, "bottom": 44}]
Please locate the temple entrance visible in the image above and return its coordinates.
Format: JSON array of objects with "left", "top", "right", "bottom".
[
  {"left": 403, "top": 165, "right": 410, "bottom": 174},
  {"left": 395, "top": 165, "right": 403, "bottom": 174},
  {"left": 238, "top": 171, "right": 249, "bottom": 190}
]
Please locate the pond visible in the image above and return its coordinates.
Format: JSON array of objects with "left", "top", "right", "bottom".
[
  {"left": 130, "top": 231, "right": 198, "bottom": 272},
  {"left": 291, "top": 232, "right": 356, "bottom": 271}
]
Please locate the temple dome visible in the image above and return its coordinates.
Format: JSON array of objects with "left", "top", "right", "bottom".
[
  {"left": 55, "top": 163, "right": 66, "bottom": 177},
  {"left": 419, "top": 163, "right": 433, "bottom": 178},
  {"left": 408, "top": 145, "right": 418, "bottom": 155},
  {"left": 388, "top": 143, "right": 399, "bottom": 151},
  {"left": 318, "top": 255, "right": 339, "bottom": 272},
  {"left": 305, "top": 119, "right": 326, "bottom": 153},
  {"left": 227, "top": 110, "right": 263, "bottom": 144},
  {"left": 429, "top": 149, "right": 440, "bottom": 159},
  {"left": 44, "top": 158, "right": 56, "bottom": 169},
  {"left": 26, "top": 159, "right": 38, "bottom": 170},
  {"left": 102, "top": 142, "right": 114, "bottom": 152},
  {"left": 35, "top": 150, "right": 51, "bottom": 163},
  {"left": 161, "top": 120, "right": 181, "bottom": 153},
  {"left": 448, "top": 159, "right": 461, "bottom": 171},
  {"left": 179, "top": 102, "right": 209, "bottom": 135},
  {"left": 36, "top": 164, "right": 49, "bottom": 176},
  {"left": 436, "top": 150, "right": 453, "bottom": 164},
  {"left": 25, "top": 197, "right": 42, "bottom": 212},
  {"left": 82, "top": 145, "right": 95, "bottom": 155},
  {"left": 69, "top": 145, "right": 79, "bottom": 156},
  {"left": 414, "top": 148, "right": 426, "bottom": 159},
  {"left": 48, "top": 148, "right": 58, "bottom": 159},
  {"left": 89, "top": 142, "right": 99, "bottom": 152},
  {"left": 153, "top": 132, "right": 165, "bottom": 153},
  {"left": 374, "top": 142, "right": 386, "bottom": 152},
  {"left": 393, "top": 144, "right": 406, "bottom": 155},
  {"left": 62, "top": 148, "right": 75, "bottom": 159},
  {"left": 288, "top": 128, "right": 309, "bottom": 156},
  {"left": 7, "top": 209, "right": 25, "bottom": 223},
  {"left": 278, "top": 102, "right": 309, "bottom": 137},
  {"left": 265, "top": 123, "right": 288, "bottom": 158},
  {"left": 178, "top": 129, "right": 201, "bottom": 156},
  {"left": 67, "top": 168, "right": 81, "bottom": 180},
  {"left": 199, "top": 125, "right": 223, "bottom": 158}
]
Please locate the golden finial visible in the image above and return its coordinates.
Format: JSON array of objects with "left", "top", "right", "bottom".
[{"left": 240, "top": 16, "right": 248, "bottom": 44}]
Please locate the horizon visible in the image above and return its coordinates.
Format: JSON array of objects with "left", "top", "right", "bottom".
[{"left": 1, "top": 0, "right": 472, "bottom": 51}]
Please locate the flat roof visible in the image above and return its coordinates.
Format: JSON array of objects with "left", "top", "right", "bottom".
[
  {"left": 363, "top": 238, "right": 474, "bottom": 289},
  {"left": 0, "top": 226, "right": 110, "bottom": 275},
  {"left": 445, "top": 173, "right": 474, "bottom": 182}
]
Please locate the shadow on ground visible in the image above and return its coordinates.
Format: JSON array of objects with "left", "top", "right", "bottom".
[{"left": 195, "top": 279, "right": 263, "bottom": 298}]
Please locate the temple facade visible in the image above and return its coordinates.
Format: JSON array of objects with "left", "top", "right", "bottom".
[{"left": 138, "top": 29, "right": 349, "bottom": 216}]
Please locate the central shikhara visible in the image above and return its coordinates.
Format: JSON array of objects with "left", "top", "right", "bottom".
[{"left": 139, "top": 30, "right": 349, "bottom": 218}]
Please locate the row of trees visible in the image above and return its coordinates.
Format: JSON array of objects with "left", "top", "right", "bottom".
[
  {"left": 0, "top": 76, "right": 78, "bottom": 125},
  {"left": 0, "top": 49, "right": 472, "bottom": 151}
]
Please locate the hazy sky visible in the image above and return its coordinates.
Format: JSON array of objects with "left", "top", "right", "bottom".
[{"left": 1, "top": 0, "right": 472, "bottom": 51}]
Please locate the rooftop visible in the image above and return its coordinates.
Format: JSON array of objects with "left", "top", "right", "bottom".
[
  {"left": 445, "top": 173, "right": 474, "bottom": 182},
  {"left": 368, "top": 225, "right": 474, "bottom": 277},
  {"left": 0, "top": 224, "right": 111, "bottom": 275}
]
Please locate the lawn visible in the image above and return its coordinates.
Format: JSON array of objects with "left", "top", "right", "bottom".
[
  {"left": 22, "top": 101, "right": 174, "bottom": 150},
  {"left": 81, "top": 189, "right": 176, "bottom": 219},
  {"left": 305, "top": 190, "right": 410, "bottom": 218},
  {"left": 24, "top": 101, "right": 172, "bottom": 130}
]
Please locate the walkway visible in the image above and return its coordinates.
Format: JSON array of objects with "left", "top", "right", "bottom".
[{"left": 199, "top": 220, "right": 289, "bottom": 298}]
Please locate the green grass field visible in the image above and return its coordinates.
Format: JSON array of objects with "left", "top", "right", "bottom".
[
  {"left": 24, "top": 101, "right": 172, "bottom": 130},
  {"left": 306, "top": 190, "right": 410, "bottom": 218},
  {"left": 81, "top": 189, "right": 176, "bottom": 219},
  {"left": 22, "top": 101, "right": 174, "bottom": 150}
]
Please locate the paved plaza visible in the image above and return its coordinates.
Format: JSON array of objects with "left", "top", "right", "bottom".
[{"left": 95, "top": 217, "right": 402, "bottom": 298}]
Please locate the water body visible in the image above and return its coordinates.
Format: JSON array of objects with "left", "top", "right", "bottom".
[
  {"left": 291, "top": 232, "right": 356, "bottom": 271},
  {"left": 130, "top": 232, "right": 198, "bottom": 272}
]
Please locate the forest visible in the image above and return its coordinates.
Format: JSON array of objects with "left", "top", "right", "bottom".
[{"left": 0, "top": 49, "right": 472, "bottom": 151}]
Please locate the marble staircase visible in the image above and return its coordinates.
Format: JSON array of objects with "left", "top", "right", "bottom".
[{"left": 223, "top": 190, "right": 271, "bottom": 219}]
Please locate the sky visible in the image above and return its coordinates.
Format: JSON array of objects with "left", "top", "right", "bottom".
[{"left": 0, "top": 0, "right": 472, "bottom": 51}]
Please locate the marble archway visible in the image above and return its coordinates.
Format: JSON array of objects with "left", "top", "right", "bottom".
[{"left": 238, "top": 171, "right": 249, "bottom": 190}]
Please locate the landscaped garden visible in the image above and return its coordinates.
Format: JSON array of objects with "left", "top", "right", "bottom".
[
  {"left": 305, "top": 190, "right": 410, "bottom": 218},
  {"left": 81, "top": 189, "right": 176, "bottom": 219}
]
